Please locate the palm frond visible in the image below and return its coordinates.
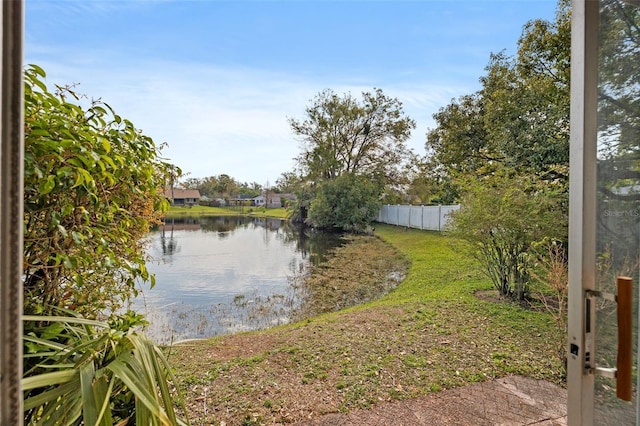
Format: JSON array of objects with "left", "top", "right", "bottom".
[{"left": 23, "top": 313, "right": 190, "bottom": 425}]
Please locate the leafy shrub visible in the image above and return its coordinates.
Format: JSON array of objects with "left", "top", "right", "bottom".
[
  {"left": 307, "top": 173, "right": 382, "bottom": 232},
  {"left": 448, "top": 168, "right": 566, "bottom": 300},
  {"left": 21, "top": 64, "right": 186, "bottom": 424},
  {"left": 23, "top": 64, "right": 172, "bottom": 316}
]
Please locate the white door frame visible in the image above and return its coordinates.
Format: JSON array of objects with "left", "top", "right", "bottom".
[{"left": 567, "top": 0, "right": 599, "bottom": 425}]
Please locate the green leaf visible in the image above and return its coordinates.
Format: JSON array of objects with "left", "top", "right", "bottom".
[
  {"left": 22, "top": 369, "right": 76, "bottom": 391},
  {"left": 57, "top": 224, "right": 68, "bottom": 238},
  {"left": 72, "top": 171, "right": 85, "bottom": 188},
  {"left": 28, "top": 63, "right": 47, "bottom": 77},
  {"left": 31, "top": 74, "right": 48, "bottom": 92},
  {"left": 71, "top": 231, "right": 83, "bottom": 244},
  {"left": 41, "top": 322, "right": 65, "bottom": 340},
  {"left": 23, "top": 315, "right": 106, "bottom": 328},
  {"left": 80, "top": 362, "right": 99, "bottom": 425},
  {"left": 63, "top": 256, "right": 76, "bottom": 269},
  {"left": 29, "top": 128, "right": 50, "bottom": 137},
  {"left": 38, "top": 175, "right": 56, "bottom": 195},
  {"left": 23, "top": 381, "right": 77, "bottom": 411},
  {"left": 107, "top": 357, "right": 171, "bottom": 424},
  {"left": 93, "top": 375, "right": 115, "bottom": 425}
]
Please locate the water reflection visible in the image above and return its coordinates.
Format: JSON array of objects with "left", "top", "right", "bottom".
[{"left": 136, "top": 215, "right": 343, "bottom": 343}]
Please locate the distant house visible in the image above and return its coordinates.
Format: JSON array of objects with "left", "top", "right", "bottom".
[
  {"left": 162, "top": 188, "right": 201, "bottom": 207},
  {"left": 198, "top": 195, "right": 227, "bottom": 207},
  {"left": 228, "top": 193, "right": 297, "bottom": 208},
  {"left": 275, "top": 193, "right": 297, "bottom": 208},
  {"left": 260, "top": 192, "right": 297, "bottom": 208},
  {"left": 229, "top": 194, "right": 256, "bottom": 206}
]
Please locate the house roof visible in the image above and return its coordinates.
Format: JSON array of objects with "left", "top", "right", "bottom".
[{"left": 162, "top": 188, "right": 201, "bottom": 199}]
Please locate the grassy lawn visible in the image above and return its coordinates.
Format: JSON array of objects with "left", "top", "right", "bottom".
[
  {"left": 166, "top": 205, "right": 290, "bottom": 219},
  {"left": 166, "top": 224, "right": 564, "bottom": 425}
]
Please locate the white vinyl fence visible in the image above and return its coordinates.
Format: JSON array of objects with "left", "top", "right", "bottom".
[{"left": 376, "top": 204, "right": 460, "bottom": 231}]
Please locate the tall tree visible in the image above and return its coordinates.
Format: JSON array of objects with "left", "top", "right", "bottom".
[
  {"left": 425, "top": 92, "right": 490, "bottom": 177},
  {"left": 181, "top": 177, "right": 203, "bottom": 190},
  {"left": 214, "top": 173, "right": 237, "bottom": 197},
  {"left": 274, "top": 171, "right": 303, "bottom": 193},
  {"left": 482, "top": 1, "right": 570, "bottom": 179},
  {"left": 405, "top": 156, "right": 459, "bottom": 205},
  {"left": 290, "top": 88, "right": 415, "bottom": 186},
  {"left": 426, "top": 0, "right": 570, "bottom": 185}
]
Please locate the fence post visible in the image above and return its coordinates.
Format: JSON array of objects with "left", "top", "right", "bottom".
[{"left": 410, "top": 206, "right": 413, "bottom": 228}]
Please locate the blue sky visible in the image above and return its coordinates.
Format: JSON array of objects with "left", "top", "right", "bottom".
[{"left": 25, "top": 0, "right": 558, "bottom": 185}]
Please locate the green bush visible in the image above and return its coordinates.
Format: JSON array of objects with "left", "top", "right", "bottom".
[
  {"left": 23, "top": 64, "right": 172, "bottom": 316},
  {"left": 22, "top": 64, "right": 186, "bottom": 425},
  {"left": 448, "top": 167, "right": 567, "bottom": 300},
  {"left": 307, "top": 173, "right": 382, "bottom": 232}
]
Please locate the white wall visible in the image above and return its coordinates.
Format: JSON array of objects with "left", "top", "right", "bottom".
[{"left": 376, "top": 204, "right": 460, "bottom": 231}]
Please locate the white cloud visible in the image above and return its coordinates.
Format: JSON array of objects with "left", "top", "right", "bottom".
[{"left": 26, "top": 49, "right": 473, "bottom": 183}]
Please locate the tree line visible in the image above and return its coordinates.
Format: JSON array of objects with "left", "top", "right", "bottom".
[
  {"left": 275, "top": 2, "right": 572, "bottom": 302},
  {"left": 179, "top": 173, "right": 300, "bottom": 201},
  {"left": 176, "top": 0, "right": 574, "bottom": 301},
  {"left": 271, "top": 0, "right": 639, "bottom": 305}
]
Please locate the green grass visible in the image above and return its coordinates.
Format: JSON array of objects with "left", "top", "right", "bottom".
[
  {"left": 166, "top": 205, "right": 290, "bottom": 219},
  {"left": 167, "top": 223, "right": 564, "bottom": 425}
]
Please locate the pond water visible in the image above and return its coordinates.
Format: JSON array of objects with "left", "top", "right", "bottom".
[{"left": 133, "top": 215, "right": 343, "bottom": 344}]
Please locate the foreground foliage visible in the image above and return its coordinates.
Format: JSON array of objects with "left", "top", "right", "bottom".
[
  {"left": 23, "top": 312, "right": 188, "bottom": 425},
  {"left": 23, "top": 64, "right": 172, "bottom": 317},
  {"left": 22, "top": 65, "right": 185, "bottom": 425}
]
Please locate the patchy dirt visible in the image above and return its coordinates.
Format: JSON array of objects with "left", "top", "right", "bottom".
[
  {"left": 473, "top": 289, "right": 504, "bottom": 304},
  {"left": 167, "top": 302, "right": 563, "bottom": 425},
  {"left": 474, "top": 288, "right": 563, "bottom": 314}
]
